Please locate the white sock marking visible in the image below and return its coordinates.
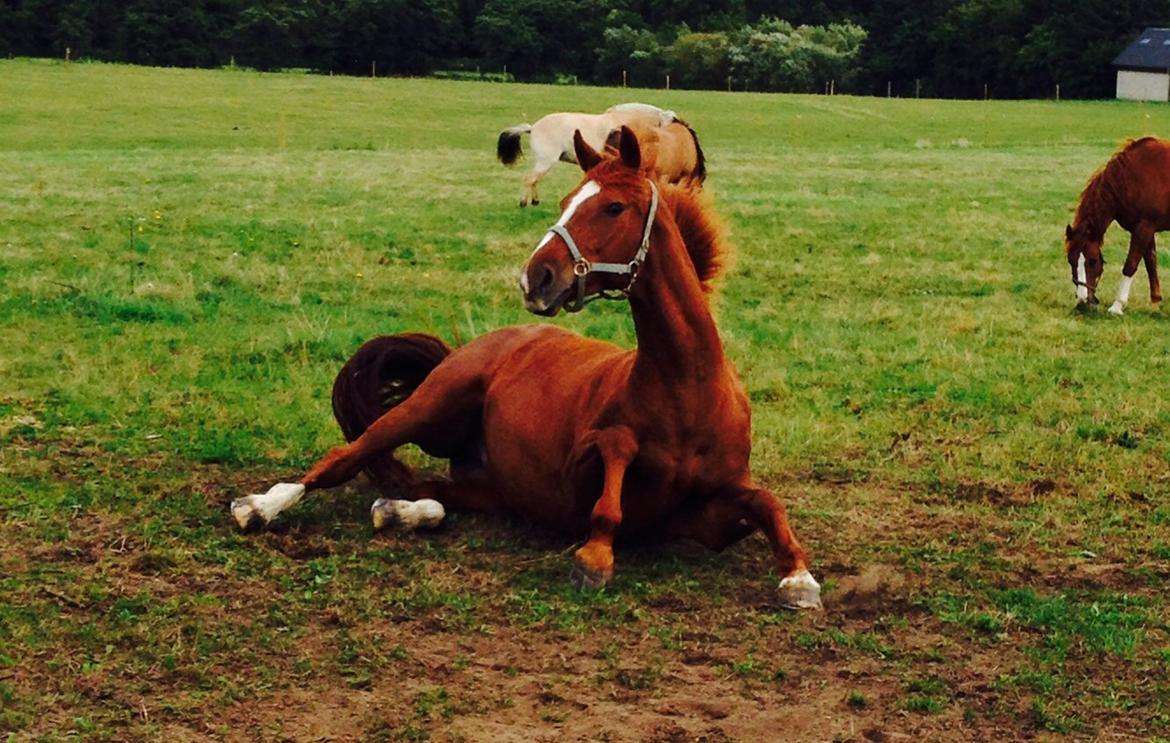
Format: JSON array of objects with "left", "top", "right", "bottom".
[
  {"left": 1109, "top": 274, "right": 1134, "bottom": 314},
  {"left": 530, "top": 180, "right": 600, "bottom": 256},
  {"left": 1116, "top": 273, "right": 1134, "bottom": 306},
  {"left": 1076, "top": 255, "right": 1088, "bottom": 303},
  {"left": 231, "top": 482, "right": 305, "bottom": 528},
  {"left": 371, "top": 498, "right": 445, "bottom": 530}
]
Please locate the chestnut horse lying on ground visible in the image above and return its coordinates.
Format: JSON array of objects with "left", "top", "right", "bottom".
[
  {"left": 1065, "top": 136, "right": 1170, "bottom": 314},
  {"left": 497, "top": 103, "right": 705, "bottom": 206},
  {"left": 233, "top": 126, "right": 820, "bottom": 609}
]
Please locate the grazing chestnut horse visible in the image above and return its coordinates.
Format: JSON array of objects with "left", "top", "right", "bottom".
[
  {"left": 233, "top": 126, "right": 820, "bottom": 609},
  {"left": 1065, "top": 137, "right": 1170, "bottom": 314},
  {"left": 497, "top": 103, "right": 705, "bottom": 206}
]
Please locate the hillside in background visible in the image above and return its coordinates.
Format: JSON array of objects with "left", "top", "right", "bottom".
[{"left": 3, "top": 0, "right": 1170, "bottom": 98}]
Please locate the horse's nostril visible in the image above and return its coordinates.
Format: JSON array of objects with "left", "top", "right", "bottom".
[{"left": 537, "top": 265, "right": 554, "bottom": 294}]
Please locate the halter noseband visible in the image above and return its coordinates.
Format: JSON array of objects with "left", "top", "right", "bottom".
[{"left": 542, "top": 180, "right": 659, "bottom": 313}]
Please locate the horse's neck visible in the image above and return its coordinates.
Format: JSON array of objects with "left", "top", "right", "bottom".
[
  {"left": 1077, "top": 174, "right": 1118, "bottom": 239},
  {"left": 628, "top": 207, "right": 725, "bottom": 388}
]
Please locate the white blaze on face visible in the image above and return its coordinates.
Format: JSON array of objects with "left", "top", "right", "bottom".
[
  {"left": 531, "top": 180, "right": 601, "bottom": 256},
  {"left": 1076, "top": 254, "right": 1088, "bottom": 302}
]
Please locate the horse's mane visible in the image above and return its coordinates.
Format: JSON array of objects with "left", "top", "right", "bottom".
[
  {"left": 673, "top": 116, "right": 707, "bottom": 184},
  {"left": 661, "top": 180, "right": 729, "bottom": 292},
  {"left": 1073, "top": 137, "right": 1156, "bottom": 239}
]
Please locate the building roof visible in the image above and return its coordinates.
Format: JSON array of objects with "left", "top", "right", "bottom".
[{"left": 1113, "top": 28, "right": 1170, "bottom": 70}]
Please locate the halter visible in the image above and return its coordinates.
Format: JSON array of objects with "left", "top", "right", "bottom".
[{"left": 543, "top": 180, "right": 659, "bottom": 313}]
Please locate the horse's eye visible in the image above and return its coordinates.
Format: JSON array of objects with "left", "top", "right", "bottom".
[{"left": 604, "top": 202, "right": 624, "bottom": 216}]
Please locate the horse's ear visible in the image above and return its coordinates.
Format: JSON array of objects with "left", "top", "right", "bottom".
[
  {"left": 618, "top": 125, "right": 641, "bottom": 170},
  {"left": 573, "top": 130, "right": 602, "bottom": 172},
  {"left": 1065, "top": 224, "right": 1074, "bottom": 240}
]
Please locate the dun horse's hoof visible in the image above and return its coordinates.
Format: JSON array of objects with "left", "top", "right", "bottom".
[
  {"left": 570, "top": 563, "right": 612, "bottom": 591},
  {"left": 371, "top": 498, "right": 445, "bottom": 531},
  {"left": 778, "top": 569, "right": 823, "bottom": 611}
]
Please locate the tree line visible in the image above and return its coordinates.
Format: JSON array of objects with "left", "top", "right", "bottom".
[{"left": 2, "top": 0, "right": 1169, "bottom": 98}]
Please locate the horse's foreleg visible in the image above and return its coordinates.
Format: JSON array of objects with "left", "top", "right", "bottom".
[
  {"left": 731, "top": 487, "right": 821, "bottom": 610},
  {"left": 1111, "top": 230, "right": 1150, "bottom": 314},
  {"left": 571, "top": 427, "right": 638, "bottom": 589}
]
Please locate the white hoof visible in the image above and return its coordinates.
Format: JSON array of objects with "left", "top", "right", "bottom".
[
  {"left": 1108, "top": 302, "right": 1125, "bottom": 316},
  {"left": 778, "top": 569, "right": 823, "bottom": 610},
  {"left": 371, "top": 498, "right": 445, "bottom": 531},
  {"left": 230, "top": 497, "right": 264, "bottom": 531},
  {"left": 230, "top": 482, "right": 305, "bottom": 531}
]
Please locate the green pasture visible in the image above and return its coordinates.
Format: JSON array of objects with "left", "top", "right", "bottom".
[{"left": 3, "top": 58, "right": 1170, "bottom": 739}]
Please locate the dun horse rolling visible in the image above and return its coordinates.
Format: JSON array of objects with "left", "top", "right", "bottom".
[
  {"left": 233, "top": 126, "right": 820, "bottom": 609},
  {"left": 497, "top": 104, "right": 705, "bottom": 206},
  {"left": 1065, "top": 136, "right": 1170, "bottom": 314}
]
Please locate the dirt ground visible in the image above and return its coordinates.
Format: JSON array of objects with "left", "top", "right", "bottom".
[{"left": 5, "top": 473, "right": 1166, "bottom": 743}]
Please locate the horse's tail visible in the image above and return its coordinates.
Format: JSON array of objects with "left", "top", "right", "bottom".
[
  {"left": 497, "top": 124, "right": 532, "bottom": 166},
  {"left": 331, "top": 333, "right": 452, "bottom": 443}
]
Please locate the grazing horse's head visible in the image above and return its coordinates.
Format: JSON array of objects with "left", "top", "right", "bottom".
[
  {"left": 521, "top": 126, "right": 657, "bottom": 316},
  {"left": 1065, "top": 224, "right": 1103, "bottom": 306}
]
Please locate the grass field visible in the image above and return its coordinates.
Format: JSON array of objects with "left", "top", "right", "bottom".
[{"left": 3, "top": 57, "right": 1170, "bottom": 741}]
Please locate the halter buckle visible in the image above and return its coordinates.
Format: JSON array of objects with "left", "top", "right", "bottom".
[{"left": 573, "top": 260, "right": 590, "bottom": 277}]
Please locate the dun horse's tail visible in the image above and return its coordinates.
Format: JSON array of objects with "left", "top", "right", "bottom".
[
  {"left": 680, "top": 119, "right": 707, "bottom": 185},
  {"left": 331, "top": 333, "right": 451, "bottom": 443},
  {"left": 497, "top": 124, "right": 531, "bottom": 166}
]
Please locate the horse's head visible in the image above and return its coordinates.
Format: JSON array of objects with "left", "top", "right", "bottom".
[
  {"left": 521, "top": 126, "right": 657, "bottom": 316},
  {"left": 1065, "top": 223, "right": 1103, "bottom": 306}
]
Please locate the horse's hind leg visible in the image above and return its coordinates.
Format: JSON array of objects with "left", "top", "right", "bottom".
[
  {"left": 1144, "top": 231, "right": 1162, "bottom": 303},
  {"left": 371, "top": 470, "right": 504, "bottom": 531},
  {"left": 521, "top": 160, "right": 554, "bottom": 207},
  {"left": 232, "top": 362, "right": 485, "bottom": 530},
  {"left": 521, "top": 135, "right": 561, "bottom": 207}
]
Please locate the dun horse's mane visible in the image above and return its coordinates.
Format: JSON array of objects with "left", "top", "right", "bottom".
[{"left": 1074, "top": 137, "right": 1157, "bottom": 239}]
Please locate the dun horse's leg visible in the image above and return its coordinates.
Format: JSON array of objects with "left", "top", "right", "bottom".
[
  {"left": 1109, "top": 239, "right": 1146, "bottom": 315},
  {"left": 732, "top": 488, "right": 821, "bottom": 609},
  {"left": 571, "top": 427, "right": 638, "bottom": 589},
  {"left": 521, "top": 162, "right": 553, "bottom": 208}
]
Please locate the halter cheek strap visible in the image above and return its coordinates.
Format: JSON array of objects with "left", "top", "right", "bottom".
[{"left": 545, "top": 180, "right": 659, "bottom": 313}]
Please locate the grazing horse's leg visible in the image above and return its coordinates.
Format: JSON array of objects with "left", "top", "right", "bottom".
[
  {"left": 1144, "top": 231, "right": 1162, "bottom": 304},
  {"left": 571, "top": 427, "right": 638, "bottom": 589},
  {"left": 1109, "top": 235, "right": 1146, "bottom": 315},
  {"left": 732, "top": 488, "right": 822, "bottom": 609}
]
